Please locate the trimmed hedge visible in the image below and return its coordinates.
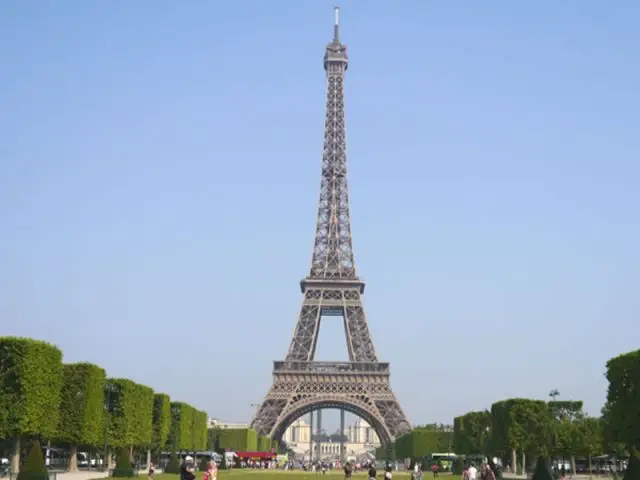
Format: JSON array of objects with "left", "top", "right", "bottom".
[
  {"left": 133, "top": 384, "right": 154, "bottom": 447},
  {"left": 168, "top": 402, "right": 193, "bottom": 450},
  {"left": 152, "top": 394, "right": 172, "bottom": 450},
  {"left": 0, "top": 337, "right": 63, "bottom": 439},
  {"left": 209, "top": 428, "right": 259, "bottom": 451},
  {"left": 190, "top": 410, "right": 207, "bottom": 451},
  {"left": 57, "top": 363, "right": 106, "bottom": 447},
  {"left": 196, "top": 410, "right": 208, "bottom": 450},
  {"left": 375, "top": 444, "right": 396, "bottom": 461},
  {"left": 107, "top": 378, "right": 143, "bottom": 448},
  {"left": 0, "top": 335, "right": 210, "bottom": 472},
  {"left": 395, "top": 428, "right": 452, "bottom": 459},
  {"left": 258, "top": 435, "right": 271, "bottom": 452}
]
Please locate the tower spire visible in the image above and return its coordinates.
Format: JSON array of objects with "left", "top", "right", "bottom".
[
  {"left": 333, "top": 6, "right": 340, "bottom": 43},
  {"left": 315, "top": 6, "right": 351, "bottom": 280}
]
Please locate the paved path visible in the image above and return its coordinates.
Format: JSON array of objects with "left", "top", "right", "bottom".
[{"left": 55, "top": 472, "right": 108, "bottom": 480}]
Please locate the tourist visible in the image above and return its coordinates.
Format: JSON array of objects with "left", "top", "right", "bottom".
[
  {"left": 180, "top": 456, "right": 195, "bottom": 480},
  {"left": 344, "top": 461, "right": 353, "bottom": 480},
  {"left": 483, "top": 464, "right": 496, "bottom": 480},
  {"left": 203, "top": 460, "right": 217, "bottom": 480},
  {"left": 384, "top": 460, "right": 393, "bottom": 480},
  {"left": 148, "top": 462, "right": 155, "bottom": 480},
  {"left": 468, "top": 463, "right": 478, "bottom": 480},
  {"left": 368, "top": 463, "right": 377, "bottom": 480},
  {"left": 431, "top": 463, "right": 439, "bottom": 478}
]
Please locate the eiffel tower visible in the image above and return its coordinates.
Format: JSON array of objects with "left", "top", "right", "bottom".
[{"left": 251, "top": 7, "right": 411, "bottom": 450}]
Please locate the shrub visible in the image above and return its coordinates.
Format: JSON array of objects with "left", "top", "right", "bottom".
[
  {"left": 17, "top": 441, "right": 47, "bottom": 480},
  {"left": 532, "top": 457, "right": 553, "bottom": 480},
  {"left": 199, "top": 457, "right": 208, "bottom": 471},
  {"left": 111, "top": 448, "right": 135, "bottom": 478},
  {"left": 164, "top": 453, "right": 180, "bottom": 474},
  {"left": 623, "top": 455, "right": 640, "bottom": 480}
]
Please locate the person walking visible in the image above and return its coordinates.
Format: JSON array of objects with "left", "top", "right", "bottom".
[
  {"left": 368, "top": 463, "right": 377, "bottom": 480},
  {"left": 468, "top": 463, "right": 478, "bottom": 480},
  {"left": 203, "top": 461, "right": 217, "bottom": 480},
  {"left": 180, "top": 456, "right": 195, "bottom": 480}
]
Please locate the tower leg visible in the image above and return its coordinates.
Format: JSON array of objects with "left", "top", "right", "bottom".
[
  {"left": 316, "top": 409, "right": 322, "bottom": 461},
  {"left": 340, "top": 408, "right": 345, "bottom": 463}
]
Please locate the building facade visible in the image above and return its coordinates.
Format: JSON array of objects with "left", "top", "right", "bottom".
[{"left": 282, "top": 417, "right": 380, "bottom": 461}]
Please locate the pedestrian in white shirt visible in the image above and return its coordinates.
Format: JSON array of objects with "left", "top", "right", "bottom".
[{"left": 468, "top": 464, "right": 478, "bottom": 480}]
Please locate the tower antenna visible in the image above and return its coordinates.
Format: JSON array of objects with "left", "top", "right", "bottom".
[{"left": 334, "top": 6, "right": 340, "bottom": 42}]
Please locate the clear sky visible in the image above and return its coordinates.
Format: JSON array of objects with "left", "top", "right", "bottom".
[{"left": 1, "top": 0, "right": 639, "bottom": 432}]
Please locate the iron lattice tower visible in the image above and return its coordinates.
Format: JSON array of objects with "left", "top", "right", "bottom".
[{"left": 251, "top": 8, "right": 411, "bottom": 446}]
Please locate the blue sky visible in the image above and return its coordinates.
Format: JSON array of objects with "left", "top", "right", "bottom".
[{"left": 1, "top": 0, "right": 639, "bottom": 432}]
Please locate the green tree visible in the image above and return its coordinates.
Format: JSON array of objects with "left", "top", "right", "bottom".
[
  {"left": 577, "top": 416, "right": 603, "bottom": 477},
  {"left": 133, "top": 384, "right": 154, "bottom": 448},
  {"left": 601, "top": 404, "right": 627, "bottom": 458},
  {"left": 190, "top": 409, "right": 208, "bottom": 452},
  {"left": 491, "top": 399, "right": 553, "bottom": 473},
  {"left": 603, "top": 349, "right": 640, "bottom": 456},
  {"left": 548, "top": 401, "right": 583, "bottom": 421},
  {"left": 152, "top": 394, "right": 171, "bottom": 455},
  {"left": 0, "top": 337, "right": 64, "bottom": 473},
  {"left": 57, "top": 363, "right": 106, "bottom": 472},
  {"left": 168, "top": 402, "right": 193, "bottom": 451},
  {"left": 453, "top": 410, "right": 491, "bottom": 455},
  {"left": 197, "top": 411, "right": 209, "bottom": 450},
  {"left": 624, "top": 455, "right": 640, "bottom": 480},
  {"left": 549, "top": 400, "right": 586, "bottom": 473},
  {"left": 107, "top": 378, "right": 152, "bottom": 456},
  {"left": 130, "top": 383, "right": 154, "bottom": 467},
  {"left": 16, "top": 440, "right": 47, "bottom": 480}
]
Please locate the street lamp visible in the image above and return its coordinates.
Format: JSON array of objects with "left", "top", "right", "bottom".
[{"left": 549, "top": 389, "right": 560, "bottom": 401}]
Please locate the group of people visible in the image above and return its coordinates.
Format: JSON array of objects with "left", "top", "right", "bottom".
[
  {"left": 147, "top": 456, "right": 218, "bottom": 480},
  {"left": 462, "top": 462, "right": 497, "bottom": 480},
  {"left": 344, "top": 460, "right": 393, "bottom": 480}
]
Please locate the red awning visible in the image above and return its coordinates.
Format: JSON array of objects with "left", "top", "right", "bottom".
[{"left": 234, "top": 451, "right": 276, "bottom": 459}]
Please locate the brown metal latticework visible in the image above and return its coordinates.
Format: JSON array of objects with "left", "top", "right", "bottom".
[{"left": 251, "top": 8, "right": 411, "bottom": 446}]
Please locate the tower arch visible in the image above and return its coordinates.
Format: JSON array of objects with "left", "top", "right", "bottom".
[{"left": 271, "top": 395, "right": 393, "bottom": 446}]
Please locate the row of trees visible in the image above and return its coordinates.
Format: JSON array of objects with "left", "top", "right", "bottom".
[
  {"left": 451, "top": 348, "right": 640, "bottom": 474},
  {"left": 0, "top": 337, "right": 210, "bottom": 473}
]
